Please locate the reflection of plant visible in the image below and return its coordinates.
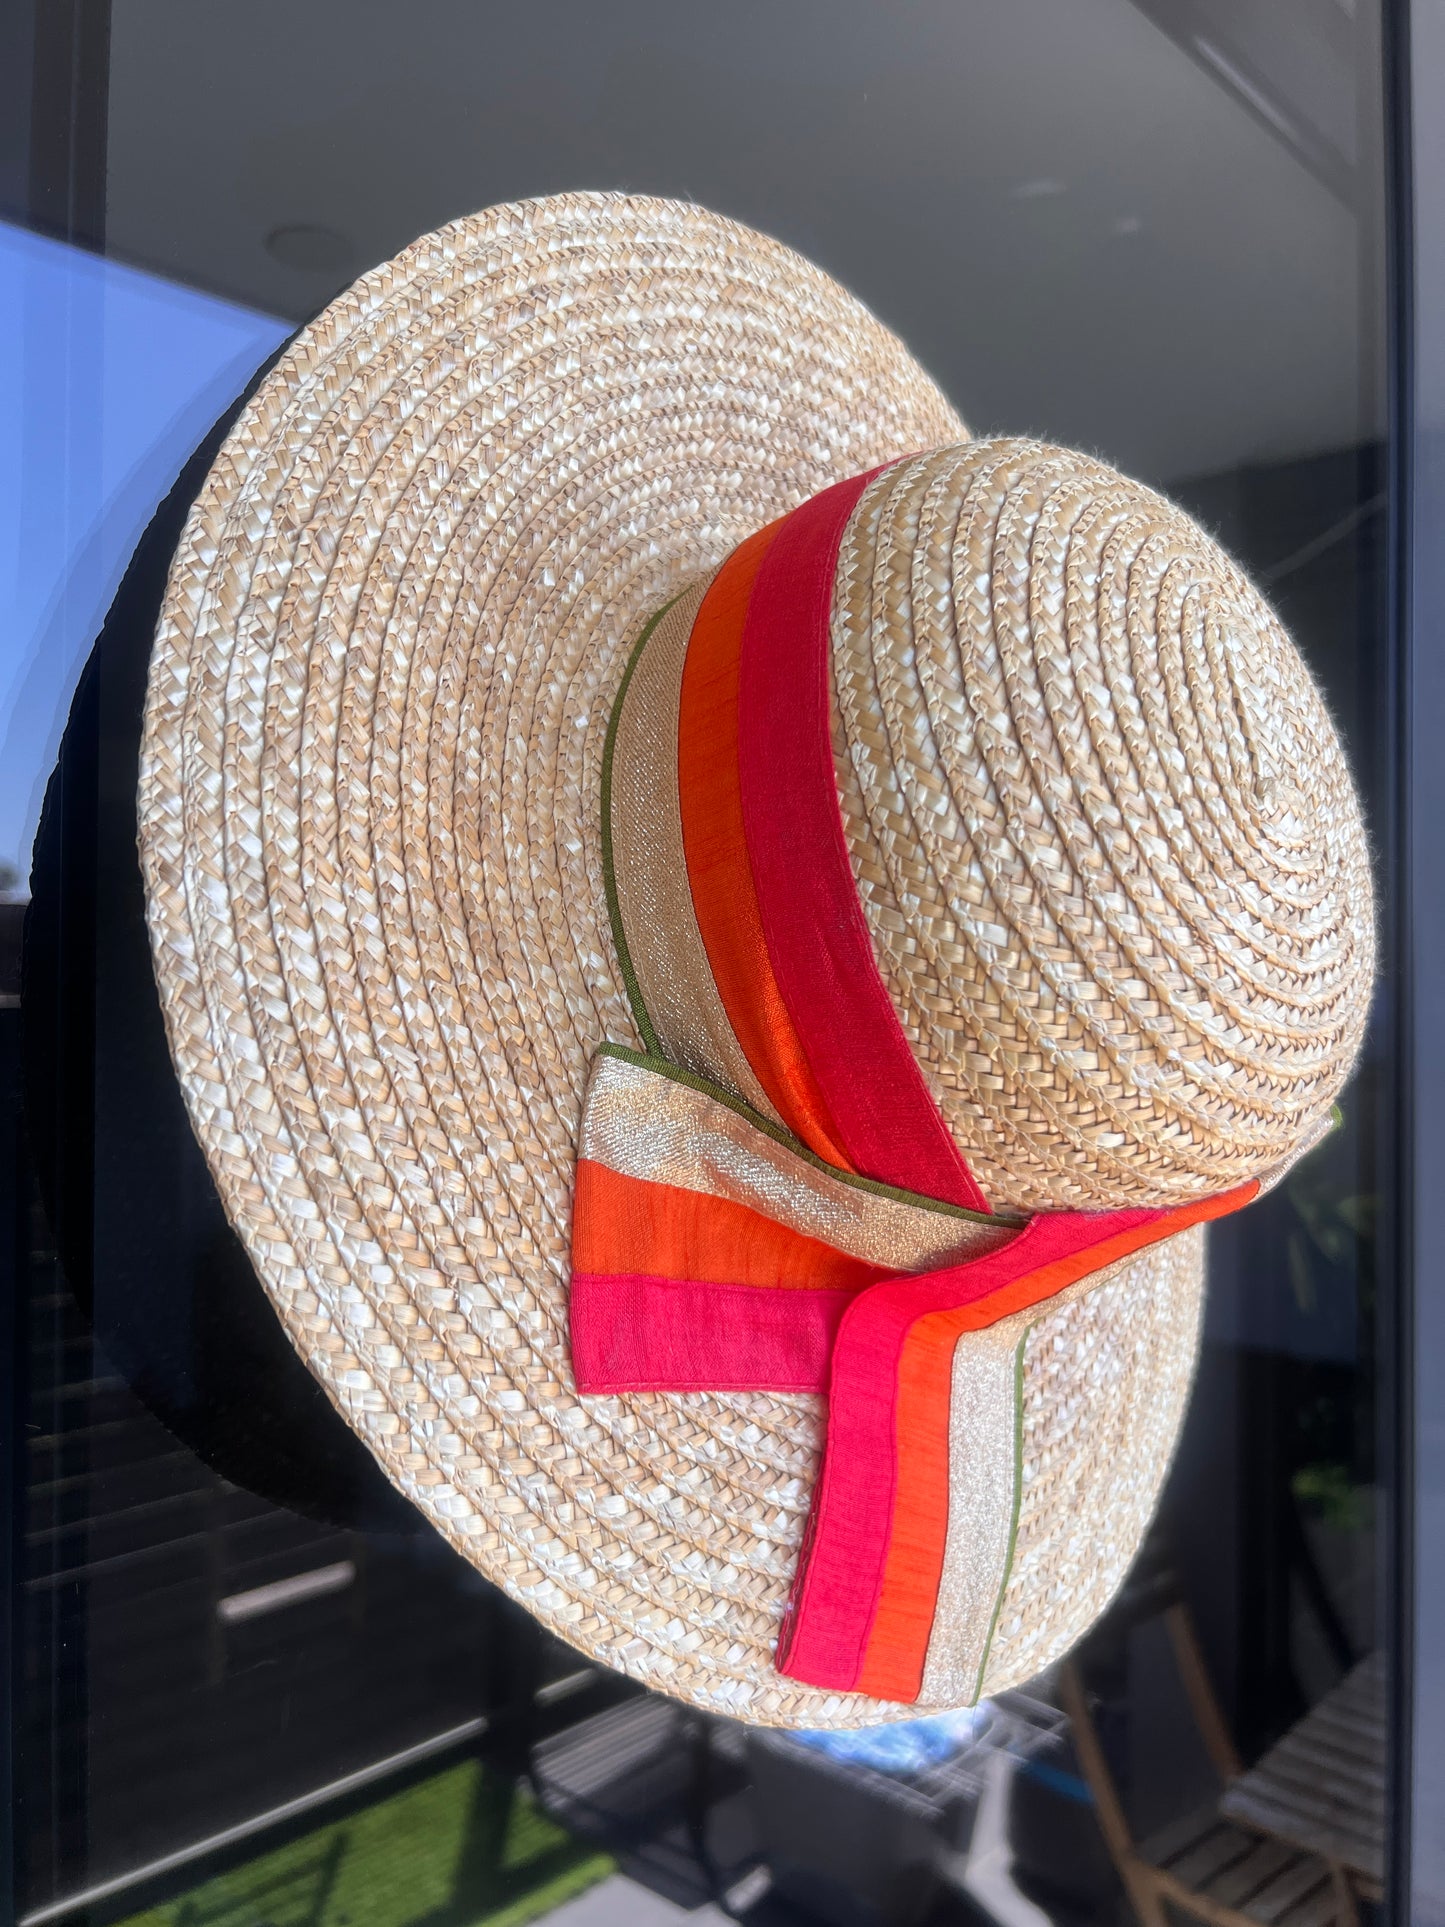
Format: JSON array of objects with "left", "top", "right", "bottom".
[
  {"left": 1293, "top": 1461, "right": 1366, "bottom": 1532},
  {"left": 1284, "top": 1161, "right": 1376, "bottom": 1316}
]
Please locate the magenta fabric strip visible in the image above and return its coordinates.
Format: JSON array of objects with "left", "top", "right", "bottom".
[
  {"left": 569, "top": 1271, "right": 854, "bottom": 1395},
  {"left": 775, "top": 1208, "right": 1170, "bottom": 1689},
  {"left": 735, "top": 470, "right": 991, "bottom": 1214}
]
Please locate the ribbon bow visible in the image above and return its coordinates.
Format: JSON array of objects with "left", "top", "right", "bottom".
[{"left": 569, "top": 468, "right": 1254, "bottom": 1705}]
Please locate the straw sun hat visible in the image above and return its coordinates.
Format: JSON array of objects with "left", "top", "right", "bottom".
[{"left": 138, "top": 192, "right": 1373, "bottom": 1727}]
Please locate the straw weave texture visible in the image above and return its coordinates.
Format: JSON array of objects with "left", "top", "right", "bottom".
[{"left": 832, "top": 444, "right": 1374, "bottom": 1211}]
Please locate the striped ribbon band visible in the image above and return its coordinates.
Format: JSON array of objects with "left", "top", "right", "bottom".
[{"left": 574, "top": 467, "right": 1258, "bottom": 1703}]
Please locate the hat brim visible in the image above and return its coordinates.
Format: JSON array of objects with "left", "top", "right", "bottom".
[{"left": 140, "top": 191, "right": 1203, "bottom": 1725}]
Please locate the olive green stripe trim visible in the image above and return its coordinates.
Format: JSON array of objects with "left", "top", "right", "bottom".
[
  {"left": 972, "top": 1327, "right": 1031, "bottom": 1702},
  {"left": 595, "top": 1041, "right": 1023, "bottom": 1228},
  {"left": 599, "top": 596, "right": 687, "bottom": 1057}
]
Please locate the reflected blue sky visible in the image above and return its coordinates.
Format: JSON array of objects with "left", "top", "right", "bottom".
[{"left": 0, "top": 223, "right": 288, "bottom": 893}]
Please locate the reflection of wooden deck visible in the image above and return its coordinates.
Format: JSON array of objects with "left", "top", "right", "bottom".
[{"left": 1219, "top": 1652, "right": 1385, "bottom": 1896}]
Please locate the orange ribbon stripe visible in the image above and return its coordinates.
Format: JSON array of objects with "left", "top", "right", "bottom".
[
  {"left": 677, "top": 523, "right": 856, "bottom": 1170},
  {"left": 573, "top": 1158, "right": 889, "bottom": 1293}
]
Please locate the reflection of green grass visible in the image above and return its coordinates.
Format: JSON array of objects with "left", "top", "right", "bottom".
[{"left": 117, "top": 1762, "right": 613, "bottom": 1927}]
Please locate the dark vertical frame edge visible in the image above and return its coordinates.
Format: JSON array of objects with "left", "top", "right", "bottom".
[
  {"left": 3, "top": 2, "right": 114, "bottom": 1918},
  {"left": 1384, "top": 0, "right": 1415, "bottom": 1920},
  {"left": 22, "top": 0, "right": 110, "bottom": 252},
  {"left": 1390, "top": 0, "right": 1445, "bottom": 1919},
  {"left": 2, "top": 1012, "right": 24, "bottom": 1927}
]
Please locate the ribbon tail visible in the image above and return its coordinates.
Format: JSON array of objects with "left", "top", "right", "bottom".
[
  {"left": 568, "top": 1044, "right": 1255, "bottom": 1709},
  {"left": 777, "top": 1183, "right": 1257, "bottom": 1703}
]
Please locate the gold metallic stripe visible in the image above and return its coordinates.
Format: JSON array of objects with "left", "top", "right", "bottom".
[
  {"left": 579, "top": 1052, "right": 1010, "bottom": 1271},
  {"left": 608, "top": 574, "right": 783, "bottom": 1120},
  {"left": 918, "top": 1320, "right": 1027, "bottom": 1707}
]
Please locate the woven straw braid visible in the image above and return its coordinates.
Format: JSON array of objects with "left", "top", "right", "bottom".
[
  {"left": 832, "top": 443, "right": 1374, "bottom": 1212},
  {"left": 140, "top": 193, "right": 1219, "bottom": 1723}
]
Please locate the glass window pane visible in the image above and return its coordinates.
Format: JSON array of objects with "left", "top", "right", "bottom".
[{"left": 1, "top": 5, "right": 1399, "bottom": 1923}]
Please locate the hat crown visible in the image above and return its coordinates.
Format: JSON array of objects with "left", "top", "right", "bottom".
[{"left": 831, "top": 440, "right": 1375, "bottom": 1213}]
